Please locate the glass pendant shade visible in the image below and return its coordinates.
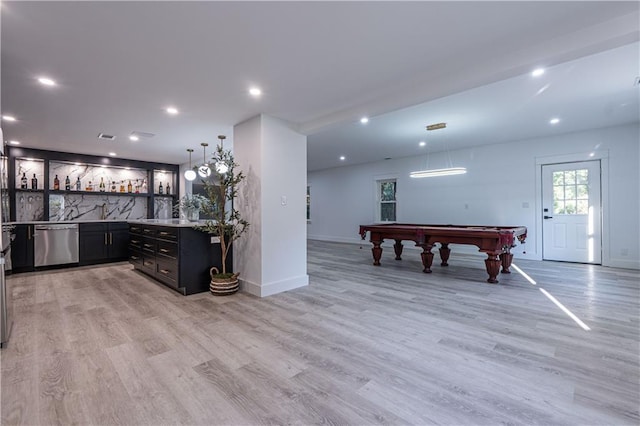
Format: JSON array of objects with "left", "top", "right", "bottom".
[
  {"left": 215, "top": 135, "right": 228, "bottom": 174},
  {"left": 184, "top": 148, "right": 196, "bottom": 181},
  {"left": 198, "top": 143, "right": 211, "bottom": 178}
]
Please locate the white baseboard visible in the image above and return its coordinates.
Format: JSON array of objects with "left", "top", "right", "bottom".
[
  {"left": 607, "top": 258, "right": 640, "bottom": 270},
  {"left": 240, "top": 274, "right": 309, "bottom": 297}
]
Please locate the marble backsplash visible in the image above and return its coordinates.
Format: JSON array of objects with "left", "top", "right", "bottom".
[
  {"left": 16, "top": 159, "right": 45, "bottom": 189},
  {"left": 15, "top": 190, "right": 45, "bottom": 221},
  {"left": 49, "top": 194, "right": 148, "bottom": 221},
  {"left": 154, "top": 197, "right": 173, "bottom": 219}
]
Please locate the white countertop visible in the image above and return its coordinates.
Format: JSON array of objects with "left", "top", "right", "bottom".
[{"left": 7, "top": 219, "right": 211, "bottom": 228}]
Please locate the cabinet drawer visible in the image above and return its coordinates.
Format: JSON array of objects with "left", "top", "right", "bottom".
[
  {"left": 80, "top": 223, "right": 108, "bottom": 233},
  {"left": 155, "top": 259, "right": 179, "bottom": 288},
  {"left": 141, "top": 227, "right": 156, "bottom": 237},
  {"left": 141, "top": 255, "right": 156, "bottom": 273},
  {"left": 129, "top": 235, "right": 143, "bottom": 250},
  {"left": 141, "top": 238, "right": 156, "bottom": 254},
  {"left": 128, "top": 249, "right": 143, "bottom": 266},
  {"left": 129, "top": 224, "right": 144, "bottom": 235},
  {"left": 156, "top": 240, "right": 178, "bottom": 259},
  {"left": 156, "top": 227, "right": 178, "bottom": 242}
]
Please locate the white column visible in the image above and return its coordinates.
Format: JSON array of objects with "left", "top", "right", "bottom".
[{"left": 233, "top": 114, "right": 309, "bottom": 297}]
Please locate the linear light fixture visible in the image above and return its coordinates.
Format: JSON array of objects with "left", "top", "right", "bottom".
[{"left": 410, "top": 167, "right": 467, "bottom": 178}]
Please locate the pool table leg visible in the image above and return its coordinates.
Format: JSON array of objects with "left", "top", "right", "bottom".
[
  {"left": 393, "top": 240, "right": 403, "bottom": 260},
  {"left": 500, "top": 252, "right": 513, "bottom": 273},
  {"left": 371, "top": 240, "right": 383, "bottom": 266},
  {"left": 420, "top": 244, "right": 434, "bottom": 273},
  {"left": 485, "top": 253, "right": 500, "bottom": 283},
  {"left": 439, "top": 243, "right": 450, "bottom": 266}
]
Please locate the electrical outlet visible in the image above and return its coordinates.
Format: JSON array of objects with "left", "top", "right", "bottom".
[{"left": 211, "top": 236, "right": 220, "bottom": 244}]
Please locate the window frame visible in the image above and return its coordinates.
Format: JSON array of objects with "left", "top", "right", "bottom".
[{"left": 375, "top": 177, "right": 398, "bottom": 223}]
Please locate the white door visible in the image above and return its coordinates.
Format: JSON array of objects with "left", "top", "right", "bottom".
[{"left": 542, "top": 161, "right": 602, "bottom": 264}]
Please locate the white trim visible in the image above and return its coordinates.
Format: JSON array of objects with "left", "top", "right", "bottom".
[
  {"left": 240, "top": 275, "right": 309, "bottom": 297},
  {"left": 535, "top": 150, "right": 610, "bottom": 266}
]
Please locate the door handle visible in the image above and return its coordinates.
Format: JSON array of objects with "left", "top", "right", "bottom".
[
  {"left": 109, "top": 232, "right": 113, "bottom": 245},
  {"left": 543, "top": 215, "right": 553, "bottom": 219}
]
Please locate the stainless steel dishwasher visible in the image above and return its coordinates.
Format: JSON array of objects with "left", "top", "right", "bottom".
[{"left": 34, "top": 224, "right": 79, "bottom": 267}]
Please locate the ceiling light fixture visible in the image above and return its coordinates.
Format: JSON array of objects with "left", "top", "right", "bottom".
[
  {"left": 184, "top": 148, "right": 196, "bottom": 181},
  {"left": 339, "top": 156, "right": 346, "bottom": 161},
  {"left": 531, "top": 68, "right": 545, "bottom": 77},
  {"left": 129, "top": 134, "right": 139, "bottom": 141},
  {"left": 215, "top": 135, "right": 229, "bottom": 174},
  {"left": 249, "top": 87, "right": 262, "bottom": 97},
  {"left": 108, "top": 152, "right": 117, "bottom": 157},
  {"left": 410, "top": 123, "right": 467, "bottom": 178},
  {"left": 8, "top": 140, "right": 20, "bottom": 145},
  {"left": 38, "top": 76, "right": 57, "bottom": 86},
  {"left": 360, "top": 117, "right": 369, "bottom": 124},
  {"left": 2, "top": 115, "right": 16, "bottom": 122},
  {"left": 549, "top": 117, "right": 560, "bottom": 124},
  {"left": 166, "top": 106, "right": 179, "bottom": 115},
  {"left": 198, "top": 142, "right": 211, "bottom": 178}
]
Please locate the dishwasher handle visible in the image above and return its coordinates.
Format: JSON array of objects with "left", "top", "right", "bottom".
[{"left": 35, "top": 225, "right": 79, "bottom": 231}]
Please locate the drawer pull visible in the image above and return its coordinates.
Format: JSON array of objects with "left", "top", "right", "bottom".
[
  {"left": 159, "top": 248, "right": 169, "bottom": 253},
  {"left": 143, "top": 243, "right": 153, "bottom": 248},
  {"left": 159, "top": 269, "right": 171, "bottom": 275},
  {"left": 143, "top": 229, "right": 152, "bottom": 233},
  {"left": 130, "top": 255, "right": 139, "bottom": 260},
  {"left": 159, "top": 231, "right": 169, "bottom": 236},
  {"left": 130, "top": 227, "right": 140, "bottom": 231},
  {"left": 131, "top": 239, "right": 140, "bottom": 244}
]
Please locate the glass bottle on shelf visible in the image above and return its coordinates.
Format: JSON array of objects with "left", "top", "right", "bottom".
[
  {"left": 86, "top": 181, "right": 93, "bottom": 191},
  {"left": 111, "top": 181, "right": 116, "bottom": 192},
  {"left": 20, "top": 173, "right": 28, "bottom": 189},
  {"left": 134, "top": 179, "right": 140, "bottom": 194},
  {"left": 158, "top": 182, "right": 163, "bottom": 195},
  {"left": 127, "top": 180, "right": 133, "bottom": 193},
  {"left": 65, "top": 176, "right": 71, "bottom": 191},
  {"left": 53, "top": 175, "right": 60, "bottom": 190},
  {"left": 99, "top": 177, "right": 106, "bottom": 192},
  {"left": 76, "top": 177, "right": 81, "bottom": 191},
  {"left": 142, "top": 179, "right": 147, "bottom": 193},
  {"left": 166, "top": 182, "right": 170, "bottom": 195},
  {"left": 119, "top": 181, "right": 125, "bottom": 193},
  {"left": 31, "top": 174, "right": 38, "bottom": 190}
]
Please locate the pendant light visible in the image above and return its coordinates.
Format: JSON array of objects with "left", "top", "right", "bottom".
[
  {"left": 215, "top": 135, "right": 228, "bottom": 174},
  {"left": 184, "top": 149, "right": 196, "bottom": 181},
  {"left": 409, "top": 122, "right": 467, "bottom": 178},
  {"left": 198, "top": 142, "right": 211, "bottom": 178}
]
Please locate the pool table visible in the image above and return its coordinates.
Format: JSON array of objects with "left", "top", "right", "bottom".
[{"left": 359, "top": 223, "right": 527, "bottom": 283}]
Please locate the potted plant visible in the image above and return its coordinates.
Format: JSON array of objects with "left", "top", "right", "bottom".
[
  {"left": 174, "top": 193, "right": 210, "bottom": 221},
  {"left": 195, "top": 136, "right": 249, "bottom": 295}
]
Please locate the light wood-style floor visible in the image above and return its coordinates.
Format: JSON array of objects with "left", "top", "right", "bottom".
[{"left": 1, "top": 240, "right": 639, "bottom": 425}]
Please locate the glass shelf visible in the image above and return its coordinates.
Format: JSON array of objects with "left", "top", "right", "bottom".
[{"left": 49, "top": 190, "right": 150, "bottom": 197}]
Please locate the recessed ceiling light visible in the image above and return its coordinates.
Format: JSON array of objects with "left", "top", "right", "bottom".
[
  {"left": 549, "top": 118, "right": 560, "bottom": 125},
  {"left": 339, "top": 156, "right": 346, "bottom": 161},
  {"left": 166, "top": 106, "right": 179, "bottom": 115},
  {"left": 38, "top": 76, "right": 57, "bottom": 86},
  {"left": 360, "top": 117, "right": 369, "bottom": 124},
  {"left": 8, "top": 140, "right": 20, "bottom": 145},
  {"left": 2, "top": 115, "right": 16, "bottom": 122},
  {"left": 589, "top": 152, "right": 595, "bottom": 157},
  {"left": 249, "top": 87, "right": 262, "bottom": 97},
  {"left": 108, "top": 152, "right": 117, "bottom": 156},
  {"left": 129, "top": 135, "right": 139, "bottom": 141},
  {"left": 419, "top": 141, "right": 426, "bottom": 147},
  {"left": 531, "top": 68, "right": 545, "bottom": 77}
]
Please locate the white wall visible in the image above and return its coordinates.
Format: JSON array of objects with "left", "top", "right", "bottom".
[
  {"left": 235, "top": 115, "right": 309, "bottom": 296},
  {"left": 308, "top": 123, "right": 640, "bottom": 269}
]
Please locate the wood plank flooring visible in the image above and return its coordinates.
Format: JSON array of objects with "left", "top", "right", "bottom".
[{"left": 1, "top": 240, "right": 638, "bottom": 425}]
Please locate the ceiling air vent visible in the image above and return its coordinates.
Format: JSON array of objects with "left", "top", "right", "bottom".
[
  {"left": 97, "top": 133, "right": 116, "bottom": 141},
  {"left": 131, "top": 131, "right": 155, "bottom": 139}
]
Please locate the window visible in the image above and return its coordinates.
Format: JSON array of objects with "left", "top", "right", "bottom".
[
  {"left": 377, "top": 179, "right": 397, "bottom": 221},
  {"left": 306, "top": 185, "right": 311, "bottom": 221},
  {"left": 552, "top": 169, "right": 589, "bottom": 214}
]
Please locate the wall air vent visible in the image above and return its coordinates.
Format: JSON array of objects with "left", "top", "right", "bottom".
[
  {"left": 97, "top": 133, "right": 116, "bottom": 141},
  {"left": 426, "top": 122, "right": 447, "bottom": 131}
]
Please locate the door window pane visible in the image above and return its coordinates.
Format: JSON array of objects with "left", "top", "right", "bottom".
[
  {"left": 553, "top": 171, "right": 564, "bottom": 185},
  {"left": 577, "top": 200, "right": 589, "bottom": 214},
  {"left": 565, "top": 170, "right": 576, "bottom": 185},
  {"left": 577, "top": 185, "right": 588, "bottom": 198},
  {"left": 552, "top": 168, "right": 588, "bottom": 215}
]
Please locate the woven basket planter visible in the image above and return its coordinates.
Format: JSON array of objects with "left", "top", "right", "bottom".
[{"left": 209, "top": 267, "right": 239, "bottom": 296}]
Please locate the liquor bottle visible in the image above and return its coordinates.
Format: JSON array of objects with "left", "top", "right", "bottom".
[
  {"left": 86, "top": 181, "right": 93, "bottom": 191},
  {"left": 142, "top": 179, "right": 147, "bottom": 193},
  {"left": 166, "top": 182, "right": 170, "bottom": 195},
  {"left": 127, "top": 180, "right": 133, "bottom": 193},
  {"left": 53, "top": 175, "right": 60, "bottom": 190},
  {"left": 134, "top": 179, "right": 140, "bottom": 194},
  {"left": 20, "top": 173, "right": 28, "bottom": 189},
  {"left": 119, "top": 181, "right": 125, "bottom": 193},
  {"left": 99, "top": 177, "right": 106, "bottom": 192},
  {"left": 76, "top": 177, "right": 81, "bottom": 191},
  {"left": 111, "top": 181, "right": 116, "bottom": 192},
  {"left": 158, "top": 182, "right": 163, "bottom": 194},
  {"left": 31, "top": 174, "right": 38, "bottom": 190},
  {"left": 65, "top": 175, "right": 71, "bottom": 191}
]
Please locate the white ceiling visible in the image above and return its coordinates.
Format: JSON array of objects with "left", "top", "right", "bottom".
[{"left": 1, "top": 1, "right": 638, "bottom": 171}]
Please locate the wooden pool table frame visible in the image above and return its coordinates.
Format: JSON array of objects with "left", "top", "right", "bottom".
[{"left": 359, "top": 223, "right": 527, "bottom": 283}]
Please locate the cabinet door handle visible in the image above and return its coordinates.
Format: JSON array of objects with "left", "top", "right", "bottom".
[
  {"left": 104, "top": 233, "right": 108, "bottom": 245},
  {"left": 28, "top": 226, "right": 32, "bottom": 240},
  {"left": 110, "top": 232, "right": 113, "bottom": 245}
]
